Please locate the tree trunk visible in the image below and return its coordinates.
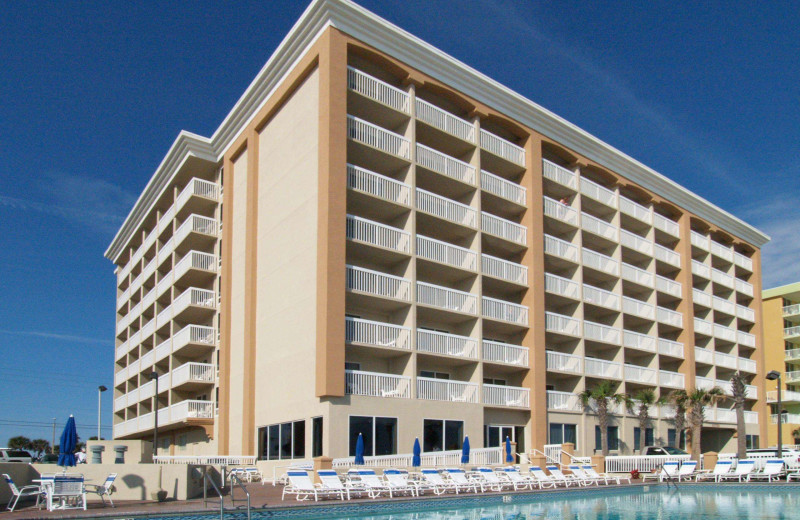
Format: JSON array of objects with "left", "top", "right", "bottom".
[
  {"left": 691, "top": 407, "right": 703, "bottom": 458},
  {"left": 673, "top": 407, "right": 685, "bottom": 449},
  {"left": 599, "top": 400, "right": 609, "bottom": 456},
  {"left": 639, "top": 405, "right": 648, "bottom": 454}
]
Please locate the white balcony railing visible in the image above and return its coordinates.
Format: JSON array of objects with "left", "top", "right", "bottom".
[
  {"left": 785, "top": 303, "right": 800, "bottom": 317},
  {"left": 582, "top": 213, "right": 619, "bottom": 242},
  {"left": 734, "top": 252, "right": 753, "bottom": 272},
  {"left": 694, "top": 347, "right": 714, "bottom": 365},
  {"left": 619, "top": 196, "right": 652, "bottom": 224},
  {"left": 346, "top": 265, "right": 411, "bottom": 301},
  {"left": 417, "top": 329, "right": 477, "bottom": 359},
  {"left": 653, "top": 213, "right": 680, "bottom": 238},
  {"left": 417, "top": 377, "right": 478, "bottom": 403},
  {"left": 347, "top": 163, "right": 411, "bottom": 206},
  {"left": 714, "top": 323, "right": 737, "bottom": 343},
  {"left": 347, "top": 115, "right": 410, "bottom": 159},
  {"left": 482, "top": 254, "right": 527, "bottom": 285},
  {"left": 416, "top": 143, "right": 476, "bottom": 185},
  {"left": 735, "top": 278, "right": 754, "bottom": 297},
  {"left": 659, "top": 370, "right": 685, "bottom": 388},
  {"left": 712, "top": 295, "right": 735, "bottom": 316},
  {"left": 692, "top": 289, "right": 712, "bottom": 308},
  {"left": 545, "top": 312, "right": 581, "bottom": 337},
  {"left": 694, "top": 317, "right": 714, "bottom": 336},
  {"left": 736, "top": 304, "right": 755, "bottom": 322},
  {"left": 483, "top": 385, "right": 529, "bottom": 408},
  {"left": 656, "top": 275, "right": 682, "bottom": 298},
  {"left": 711, "top": 268, "right": 734, "bottom": 289},
  {"left": 620, "top": 229, "right": 653, "bottom": 256},
  {"left": 738, "top": 330, "right": 756, "bottom": 347},
  {"left": 482, "top": 170, "right": 526, "bottom": 205},
  {"left": 710, "top": 241, "right": 734, "bottom": 262},
  {"left": 691, "top": 260, "right": 711, "bottom": 279},
  {"left": 416, "top": 98, "right": 475, "bottom": 142},
  {"left": 623, "top": 330, "right": 657, "bottom": 353},
  {"left": 738, "top": 357, "right": 757, "bottom": 373},
  {"left": 583, "top": 283, "right": 620, "bottom": 310},
  {"left": 171, "top": 362, "right": 215, "bottom": 387},
  {"left": 483, "top": 341, "right": 529, "bottom": 366},
  {"left": 584, "top": 321, "right": 621, "bottom": 345},
  {"left": 545, "top": 235, "right": 579, "bottom": 262},
  {"left": 786, "top": 349, "right": 800, "bottom": 362},
  {"left": 347, "top": 215, "right": 411, "bottom": 254},
  {"left": 582, "top": 248, "right": 619, "bottom": 276},
  {"left": 621, "top": 263, "right": 654, "bottom": 288},
  {"left": 585, "top": 358, "right": 622, "bottom": 379},
  {"left": 347, "top": 67, "right": 410, "bottom": 113},
  {"left": 346, "top": 370, "right": 411, "bottom": 399},
  {"left": 546, "top": 351, "right": 583, "bottom": 374},
  {"left": 542, "top": 159, "right": 577, "bottom": 189},
  {"left": 690, "top": 231, "right": 710, "bottom": 251},
  {"left": 653, "top": 244, "right": 680, "bottom": 267},
  {"left": 656, "top": 307, "right": 683, "bottom": 328},
  {"left": 625, "top": 364, "right": 657, "bottom": 385},
  {"left": 658, "top": 338, "right": 684, "bottom": 357},
  {"left": 623, "top": 296, "right": 655, "bottom": 320},
  {"left": 416, "top": 188, "right": 477, "bottom": 228},
  {"left": 417, "top": 235, "right": 477, "bottom": 271},
  {"left": 345, "top": 317, "right": 411, "bottom": 350},
  {"left": 714, "top": 351, "right": 738, "bottom": 370},
  {"left": 547, "top": 390, "right": 581, "bottom": 412},
  {"left": 479, "top": 129, "right": 525, "bottom": 166},
  {"left": 580, "top": 177, "right": 617, "bottom": 208},
  {"left": 481, "top": 212, "right": 527, "bottom": 245},
  {"left": 417, "top": 282, "right": 477, "bottom": 314},
  {"left": 543, "top": 196, "right": 578, "bottom": 226},
  {"left": 176, "top": 178, "right": 219, "bottom": 210},
  {"left": 544, "top": 273, "right": 580, "bottom": 299},
  {"left": 482, "top": 297, "right": 529, "bottom": 326}
]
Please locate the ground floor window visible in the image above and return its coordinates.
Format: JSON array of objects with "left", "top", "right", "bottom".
[
  {"left": 423, "top": 419, "right": 463, "bottom": 452},
  {"left": 549, "top": 423, "right": 577, "bottom": 448},
  {"left": 594, "top": 426, "right": 619, "bottom": 451},
  {"left": 258, "top": 420, "right": 305, "bottom": 460},
  {"left": 312, "top": 416, "right": 323, "bottom": 457},
  {"left": 349, "top": 416, "right": 397, "bottom": 457},
  {"left": 667, "top": 429, "right": 686, "bottom": 449},
  {"left": 745, "top": 434, "right": 759, "bottom": 449},
  {"left": 633, "top": 427, "right": 654, "bottom": 451}
]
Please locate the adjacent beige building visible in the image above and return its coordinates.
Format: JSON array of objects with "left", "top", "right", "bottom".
[{"left": 105, "top": 0, "right": 769, "bottom": 466}]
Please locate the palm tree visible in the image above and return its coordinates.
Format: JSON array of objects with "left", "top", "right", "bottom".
[
  {"left": 632, "top": 388, "right": 665, "bottom": 454},
  {"left": 730, "top": 371, "right": 748, "bottom": 458},
  {"left": 7, "top": 436, "right": 31, "bottom": 451},
  {"left": 792, "top": 427, "right": 800, "bottom": 444},
  {"left": 29, "top": 439, "right": 50, "bottom": 460},
  {"left": 668, "top": 390, "right": 689, "bottom": 449},
  {"left": 578, "top": 381, "right": 630, "bottom": 456},
  {"left": 686, "top": 387, "right": 725, "bottom": 457}
]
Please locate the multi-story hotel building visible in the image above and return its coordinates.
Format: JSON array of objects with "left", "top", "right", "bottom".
[
  {"left": 763, "top": 283, "right": 800, "bottom": 447},
  {"left": 105, "top": 0, "right": 769, "bottom": 462}
]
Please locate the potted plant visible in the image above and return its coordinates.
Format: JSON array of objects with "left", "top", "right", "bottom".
[
  {"left": 630, "top": 469, "right": 641, "bottom": 481},
  {"left": 151, "top": 466, "right": 168, "bottom": 502}
]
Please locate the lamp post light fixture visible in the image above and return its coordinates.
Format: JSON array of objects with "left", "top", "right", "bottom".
[
  {"left": 97, "top": 385, "right": 108, "bottom": 441},
  {"left": 766, "top": 370, "right": 782, "bottom": 458},
  {"left": 150, "top": 371, "right": 159, "bottom": 458}
]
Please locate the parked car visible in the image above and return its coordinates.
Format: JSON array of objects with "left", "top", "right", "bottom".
[
  {"left": 745, "top": 448, "right": 800, "bottom": 469},
  {"left": 38, "top": 453, "right": 59, "bottom": 464},
  {"left": 0, "top": 448, "right": 34, "bottom": 463},
  {"left": 642, "top": 446, "right": 689, "bottom": 456}
]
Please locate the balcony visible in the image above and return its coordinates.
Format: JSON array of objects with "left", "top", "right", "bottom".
[
  {"left": 786, "top": 326, "right": 800, "bottom": 341},
  {"left": 585, "top": 358, "right": 622, "bottom": 379},
  {"left": 584, "top": 321, "right": 621, "bottom": 345},
  {"left": 583, "top": 283, "right": 620, "bottom": 310},
  {"left": 707, "top": 408, "right": 737, "bottom": 424},
  {"left": 714, "top": 351, "right": 738, "bottom": 370},
  {"left": 544, "top": 273, "right": 580, "bottom": 300},
  {"left": 347, "top": 115, "right": 410, "bottom": 159},
  {"left": 695, "top": 376, "right": 714, "bottom": 390},
  {"left": 621, "top": 263, "right": 654, "bottom": 288},
  {"left": 738, "top": 357, "right": 757, "bottom": 373},
  {"left": 542, "top": 159, "right": 577, "bottom": 189},
  {"left": 710, "top": 241, "right": 734, "bottom": 263},
  {"left": 733, "top": 252, "right": 753, "bottom": 272},
  {"left": 481, "top": 212, "right": 527, "bottom": 245},
  {"left": 482, "top": 170, "right": 526, "bottom": 206},
  {"left": 417, "top": 329, "right": 477, "bottom": 359},
  {"left": 625, "top": 364, "right": 657, "bottom": 385},
  {"left": 653, "top": 214, "right": 680, "bottom": 238},
  {"left": 157, "top": 215, "right": 218, "bottom": 266},
  {"left": 691, "top": 260, "right": 711, "bottom": 279},
  {"left": 711, "top": 268, "right": 734, "bottom": 289},
  {"left": 692, "top": 289, "right": 712, "bottom": 308},
  {"left": 171, "top": 362, "right": 215, "bottom": 389},
  {"left": 712, "top": 295, "right": 735, "bottom": 316},
  {"left": 656, "top": 307, "right": 683, "bottom": 328},
  {"left": 582, "top": 213, "right": 618, "bottom": 242},
  {"left": 479, "top": 128, "right": 525, "bottom": 166},
  {"left": 346, "top": 370, "right": 411, "bottom": 399},
  {"left": 620, "top": 229, "right": 653, "bottom": 256},
  {"left": 786, "top": 349, "right": 800, "bottom": 363},
  {"left": 345, "top": 317, "right": 411, "bottom": 350},
  {"left": 417, "top": 282, "right": 476, "bottom": 315},
  {"left": 694, "top": 347, "right": 714, "bottom": 365},
  {"left": 546, "top": 351, "right": 583, "bottom": 374},
  {"left": 417, "top": 235, "right": 476, "bottom": 271},
  {"left": 415, "top": 98, "right": 474, "bottom": 142},
  {"left": 690, "top": 231, "right": 710, "bottom": 252},
  {"left": 483, "top": 385, "right": 529, "bottom": 408},
  {"left": 347, "top": 163, "right": 411, "bottom": 206},
  {"left": 482, "top": 297, "right": 528, "bottom": 326},
  {"left": 788, "top": 371, "right": 800, "bottom": 384},
  {"left": 623, "top": 330, "right": 656, "bottom": 353},
  {"left": 416, "top": 188, "right": 477, "bottom": 228},
  {"left": 416, "top": 143, "right": 476, "bottom": 185},
  {"left": 545, "top": 312, "right": 581, "bottom": 337},
  {"left": 714, "top": 323, "right": 737, "bottom": 343},
  {"left": 619, "top": 196, "right": 652, "bottom": 224},
  {"left": 170, "top": 324, "right": 216, "bottom": 357},
  {"left": 785, "top": 303, "right": 800, "bottom": 318},
  {"left": 483, "top": 340, "right": 528, "bottom": 366},
  {"left": 694, "top": 317, "right": 713, "bottom": 336},
  {"left": 623, "top": 297, "right": 655, "bottom": 320},
  {"left": 346, "top": 265, "right": 411, "bottom": 302},
  {"left": 417, "top": 377, "right": 479, "bottom": 403},
  {"left": 544, "top": 235, "right": 578, "bottom": 263},
  {"left": 736, "top": 304, "right": 755, "bottom": 322},
  {"left": 347, "top": 215, "right": 411, "bottom": 254},
  {"left": 347, "top": 67, "right": 410, "bottom": 114},
  {"left": 583, "top": 248, "right": 619, "bottom": 276},
  {"left": 735, "top": 278, "right": 754, "bottom": 297},
  {"left": 543, "top": 196, "right": 578, "bottom": 226},
  {"left": 659, "top": 370, "right": 684, "bottom": 389},
  {"left": 547, "top": 390, "right": 581, "bottom": 412},
  {"left": 172, "top": 288, "right": 216, "bottom": 320},
  {"left": 653, "top": 244, "right": 680, "bottom": 268},
  {"left": 658, "top": 338, "right": 684, "bottom": 358},
  {"left": 482, "top": 254, "right": 527, "bottom": 285},
  {"left": 771, "top": 413, "right": 800, "bottom": 425},
  {"left": 580, "top": 177, "right": 617, "bottom": 209},
  {"left": 655, "top": 275, "right": 682, "bottom": 298},
  {"left": 767, "top": 389, "right": 800, "bottom": 403}
]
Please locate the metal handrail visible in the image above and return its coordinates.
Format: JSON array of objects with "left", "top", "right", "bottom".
[
  {"left": 229, "top": 472, "right": 251, "bottom": 520},
  {"left": 203, "top": 469, "right": 224, "bottom": 520}
]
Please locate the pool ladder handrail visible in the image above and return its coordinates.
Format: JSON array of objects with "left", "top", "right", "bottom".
[
  {"left": 203, "top": 469, "right": 224, "bottom": 520},
  {"left": 229, "top": 472, "right": 251, "bottom": 520}
]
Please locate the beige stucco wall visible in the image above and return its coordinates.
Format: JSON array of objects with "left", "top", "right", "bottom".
[
  {"left": 86, "top": 440, "right": 152, "bottom": 464},
  {"left": 0, "top": 463, "right": 39, "bottom": 506}
]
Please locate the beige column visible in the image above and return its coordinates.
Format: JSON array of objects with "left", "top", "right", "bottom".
[
  {"left": 676, "top": 213, "right": 697, "bottom": 391},
  {"left": 217, "top": 153, "right": 236, "bottom": 454},
  {"left": 750, "top": 249, "right": 768, "bottom": 443}
]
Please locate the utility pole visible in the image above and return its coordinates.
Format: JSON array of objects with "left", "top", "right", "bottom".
[{"left": 51, "top": 418, "right": 56, "bottom": 452}]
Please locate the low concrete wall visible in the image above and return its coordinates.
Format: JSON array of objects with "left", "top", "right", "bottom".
[
  {"left": 0, "top": 463, "right": 39, "bottom": 506},
  {"left": 86, "top": 440, "right": 153, "bottom": 464}
]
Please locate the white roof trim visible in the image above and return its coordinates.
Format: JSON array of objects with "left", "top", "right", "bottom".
[{"left": 106, "top": 0, "right": 768, "bottom": 262}]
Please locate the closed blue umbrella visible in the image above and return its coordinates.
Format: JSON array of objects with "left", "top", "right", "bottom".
[
  {"left": 505, "top": 436, "right": 513, "bottom": 463},
  {"left": 461, "top": 436, "right": 470, "bottom": 464},
  {"left": 354, "top": 433, "right": 365, "bottom": 465},
  {"left": 57, "top": 415, "right": 77, "bottom": 468},
  {"left": 412, "top": 438, "right": 421, "bottom": 468}
]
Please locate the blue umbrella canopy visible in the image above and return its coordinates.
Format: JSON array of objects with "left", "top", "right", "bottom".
[
  {"left": 57, "top": 415, "right": 77, "bottom": 468},
  {"left": 461, "top": 436, "right": 470, "bottom": 464},
  {"left": 505, "top": 436, "right": 513, "bottom": 463},
  {"left": 412, "top": 438, "right": 421, "bottom": 467},
  {"left": 354, "top": 432, "right": 365, "bottom": 465}
]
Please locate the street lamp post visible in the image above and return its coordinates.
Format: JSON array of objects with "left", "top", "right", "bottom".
[
  {"left": 767, "top": 370, "right": 782, "bottom": 458},
  {"left": 51, "top": 418, "right": 56, "bottom": 453},
  {"left": 97, "top": 386, "right": 107, "bottom": 441},
  {"left": 150, "top": 371, "right": 159, "bottom": 459}
]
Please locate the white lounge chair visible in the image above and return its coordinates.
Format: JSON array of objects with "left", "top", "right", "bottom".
[
  {"left": 421, "top": 469, "right": 459, "bottom": 494},
  {"left": 282, "top": 470, "right": 344, "bottom": 501},
  {"left": 695, "top": 460, "right": 733, "bottom": 482},
  {"left": 582, "top": 465, "right": 629, "bottom": 485},
  {"left": 747, "top": 459, "right": 785, "bottom": 482},
  {"left": 244, "top": 467, "right": 263, "bottom": 484},
  {"left": 85, "top": 473, "right": 117, "bottom": 507},
  {"left": 382, "top": 469, "right": 417, "bottom": 496},
  {"left": 528, "top": 466, "right": 558, "bottom": 488},
  {"left": 718, "top": 460, "right": 756, "bottom": 482},
  {"left": 643, "top": 461, "right": 680, "bottom": 482},
  {"left": 501, "top": 467, "right": 537, "bottom": 490},
  {"left": 675, "top": 461, "right": 699, "bottom": 482},
  {"left": 568, "top": 465, "right": 603, "bottom": 486},
  {"left": 444, "top": 468, "right": 480, "bottom": 493},
  {"left": 547, "top": 465, "right": 583, "bottom": 487},
  {"left": 357, "top": 469, "right": 393, "bottom": 498},
  {"left": 475, "top": 468, "right": 514, "bottom": 492},
  {"left": 317, "top": 470, "right": 358, "bottom": 499},
  {"left": 3, "top": 473, "right": 45, "bottom": 512}
]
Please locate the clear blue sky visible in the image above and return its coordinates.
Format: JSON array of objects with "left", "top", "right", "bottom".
[{"left": 0, "top": 0, "right": 798, "bottom": 447}]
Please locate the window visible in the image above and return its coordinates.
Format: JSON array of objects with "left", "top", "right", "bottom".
[
  {"left": 349, "top": 416, "right": 397, "bottom": 456},
  {"left": 345, "top": 362, "right": 361, "bottom": 371},
  {"left": 667, "top": 429, "right": 686, "bottom": 449},
  {"left": 595, "top": 426, "right": 619, "bottom": 451},
  {"left": 312, "top": 417, "right": 323, "bottom": 457},
  {"left": 483, "top": 378, "right": 506, "bottom": 385},
  {"left": 633, "top": 427, "right": 654, "bottom": 451},
  {"left": 746, "top": 434, "right": 759, "bottom": 449},
  {"left": 549, "top": 423, "right": 577, "bottom": 448},
  {"left": 420, "top": 370, "right": 450, "bottom": 379},
  {"left": 258, "top": 420, "right": 305, "bottom": 460},
  {"left": 423, "top": 419, "right": 464, "bottom": 452}
]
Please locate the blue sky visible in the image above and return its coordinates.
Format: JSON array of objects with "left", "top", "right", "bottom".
[{"left": 0, "top": 0, "right": 798, "bottom": 447}]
